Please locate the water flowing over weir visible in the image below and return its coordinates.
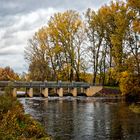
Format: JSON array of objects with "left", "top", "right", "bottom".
[{"left": 19, "top": 97, "right": 140, "bottom": 140}]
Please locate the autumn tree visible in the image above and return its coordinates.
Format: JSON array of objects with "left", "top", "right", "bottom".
[
  {"left": 126, "top": 0, "right": 140, "bottom": 75},
  {"left": 0, "top": 66, "right": 19, "bottom": 81},
  {"left": 85, "top": 8, "right": 106, "bottom": 85},
  {"left": 25, "top": 10, "right": 86, "bottom": 81},
  {"left": 48, "top": 10, "right": 87, "bottom": 81},
  {"left": 118, "top": 0, "right": 140, "bottom": 99},
  {"left": 25, "top": 31, "right": 52, "bottom": 81}
]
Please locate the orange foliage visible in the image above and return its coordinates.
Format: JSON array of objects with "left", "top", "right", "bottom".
[{"left": 0, "top": 66, "right": 19, "bottom": 81}]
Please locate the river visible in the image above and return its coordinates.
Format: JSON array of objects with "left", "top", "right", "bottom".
[{"left": 19, "top": 97, "right": 140, "bottom": 140}]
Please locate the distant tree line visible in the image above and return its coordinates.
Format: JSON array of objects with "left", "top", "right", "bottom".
[
  {"left": 0, "top": 66, "right": 19, "bottom": 81},
  {"left": 25, "top": 0, "right": 140, "bottom": 96}
]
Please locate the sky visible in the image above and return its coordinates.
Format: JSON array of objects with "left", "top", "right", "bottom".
[{"left": 0, "top": 0, "right": 112, "bottom": 74}]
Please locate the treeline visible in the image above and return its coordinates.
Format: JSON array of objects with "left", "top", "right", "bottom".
[
  {"left": 0, "top": 66, "right": 19, "bottom": 81},
  {"left": 25, "top": 0, "right": 140, "bottom": 95}
]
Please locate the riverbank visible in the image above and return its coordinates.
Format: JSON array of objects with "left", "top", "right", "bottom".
[
  {"left": 94, "top": 87, "right": 140, "bottom": 104},
  {"left": 0, "top": 89, "right": 51, "bottom": 140},
  {"left": 93, "top": 86, "right": 122, "bottom": 97}
]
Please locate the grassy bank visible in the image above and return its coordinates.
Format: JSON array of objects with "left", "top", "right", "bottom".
[
  {"left": 94, "top": 86, "right": 122, "bottom": 97},
  {"left": 0, "top": 87, "right": 51, "bottom": 140},
  {"left": 103, "top": 86, "right": 120, "bottom": 90}
]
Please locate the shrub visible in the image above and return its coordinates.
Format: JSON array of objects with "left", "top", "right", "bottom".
[
  {"left": 0, "top": 89, "right": 51, "bottom": 139},
  {"left": 119, "top": 71, "right": 140, "bottom": 101}
]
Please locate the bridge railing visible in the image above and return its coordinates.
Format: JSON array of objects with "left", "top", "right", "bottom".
[
  {"left": 14, "top": 81, "right": 30, "bottom": 87},
  {"left": 30, "top": 81, "right": 43, "bottom": 88},
  {"left": 58, "top": 81, "right": 72, "bottom": 88},
  {"left": 44, "top": 81, "right": 58, "bottom": 88},
  {"left": 0, "top": 81, "right": 11, "bottom": 87},
  {"left": 72, "top": 82, "right": 90, "bottom": 88},
  {"left": 0, "top": 81, "right": 90, "bottom": 88}
]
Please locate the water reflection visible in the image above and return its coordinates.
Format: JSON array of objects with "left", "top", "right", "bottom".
[{"left": 19, "top": 97, "right": 140, "bottom": 140}]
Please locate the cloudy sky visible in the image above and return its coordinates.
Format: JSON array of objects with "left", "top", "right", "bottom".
[{"left": 0, "top": 0, "right": 112, "bottom": 74}]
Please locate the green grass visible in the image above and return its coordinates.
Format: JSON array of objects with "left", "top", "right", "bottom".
[{"left": 104, "top": 86, "right": 120, "bottom": 90}]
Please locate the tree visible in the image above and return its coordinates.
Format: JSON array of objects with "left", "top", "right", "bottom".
[
  {"left": 85, "top": 8, "right": 105, "bottom": 84},
  {"left": 0, "top": 66, "right": 19, "bottom": 81},
  {"left": 25, "top": 10, "right": 86, "bottom": 81},
  {"left": 25, "top": 30, "right": 52, "bottom": 81},
  {"left": 126, "top": 0, "right": 140, "bottom": 75},
  {"left": 48, "top": 10, "right": 86, "bottom": 81}
]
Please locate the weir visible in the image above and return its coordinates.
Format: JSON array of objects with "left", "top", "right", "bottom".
[{"left": 0, "top": 81, "right": 103, "bottom": 97}]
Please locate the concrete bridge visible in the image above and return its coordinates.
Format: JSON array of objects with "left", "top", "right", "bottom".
[{"left": 0, "top": 81, "right": 103, "bottom": 97}]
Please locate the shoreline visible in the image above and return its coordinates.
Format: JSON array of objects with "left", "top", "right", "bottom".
[{"left": 0, "top": 90, "right": 52, "bottom": 140}]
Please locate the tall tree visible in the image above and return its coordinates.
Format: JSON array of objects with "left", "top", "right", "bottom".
[
  {"left": 85, "top": 8, "right": 105, "bottom": 84},
  {"left": 48, "top": 10, "right": 86, "bottom": 81},
  {"left": 126, "top": 0, "right": 140, "bottom": 75},
  {"left": 25, "top": 10, "right": 86, "bottom": 81},
  {"left": 25, "top": 29, "right": 52, "bottom": 81}
]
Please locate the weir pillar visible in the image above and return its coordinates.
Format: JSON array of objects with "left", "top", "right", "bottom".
[
  {"left": 28, "top": 88, "right": 33, "bottom": 97},
  {"left": 57, "top": 88, "right": 63, "bottom": 97},
  {"left": 12, "top": 88, "right": 17, "bottom": 97},
  {"left": 42, "top": 88, "right": 48, "bottom": 97},
  {"left": 71, "top": 88, "right": 77, "bottom": 97}
]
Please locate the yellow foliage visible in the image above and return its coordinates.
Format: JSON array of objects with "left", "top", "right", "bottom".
[
  {"left": 0, "top": 93, "right": 51, "bottom": 139},
  {"left": 121, "top": 71, "right": 129, "bottom": 78},
  {"left": 108, "top": 68, "right": 119, "bottom": 81},
  {"left": 133, "top": 20, "right": 140, "bottom": 33},
  {"left": 119, "top": 71, "right": 130, "bottom": 95},
  {"left": 119, "top": 71, "right": 140, "bottom": 96}
]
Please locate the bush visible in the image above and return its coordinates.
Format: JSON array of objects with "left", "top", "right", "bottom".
[
  {"left": 119, "top": 71, "right": 140, "bottom": 101},
  {"left": 0, "top": 89, "right": 51, "bottom": 140},
  {"left": 129, "top": 104, "right": 140, "bottom": 114}
]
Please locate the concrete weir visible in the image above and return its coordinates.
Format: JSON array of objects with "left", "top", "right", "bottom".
[
  {"left": 57, "top": 88, "right": 63, "bottom": 97},
  {"left": 85, "top": 86, "right": 103, "bottom": 96},
  {"left": 27, "top": 88, "right": 33, "bottom": 97},
  {"left": 42, "top": 88, "right": 48, "bottom": 97},
  {"left": 0, "top": 81, "right": 103, "bottom": 97},
  {"left": 71, "top": 88, "right": 77, "bottom": 97},
  {"left": 11, "top": 86, "right": 102, "bottom": 97},
  {"left": 12, "top": 88, "right": 17, "bottom": 97}
]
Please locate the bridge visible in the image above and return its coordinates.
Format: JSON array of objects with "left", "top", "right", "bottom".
[{"left": 0, "top": 81, "right": 103, "bottom": 97}]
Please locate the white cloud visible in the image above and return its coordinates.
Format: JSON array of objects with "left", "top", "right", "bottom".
[
  {"left": 0, "top": 54, "right": 27, "bottom": 73},
  {"left": 0, "top": 7, "right": 57, "bottom": 73}
]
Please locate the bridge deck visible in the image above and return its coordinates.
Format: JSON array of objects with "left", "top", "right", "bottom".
[{"left": 0, "top": 81, "right": 90, "bottom": 88}]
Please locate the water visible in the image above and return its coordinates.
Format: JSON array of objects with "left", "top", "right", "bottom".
[{"left": 19, "top": 97, "right": 140, "bottom": 140}]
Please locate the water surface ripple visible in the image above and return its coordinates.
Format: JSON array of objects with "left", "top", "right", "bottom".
[{"left": 19, "top": 97, "right": 140, "bottom": 140}]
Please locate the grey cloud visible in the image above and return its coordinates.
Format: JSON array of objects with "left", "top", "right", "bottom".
[
  {"left": 0, "top": 45, "right": 24, "bottom": 55},
  {"left": 0, "top": 0, "right": 110, "bottom": 17}
]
